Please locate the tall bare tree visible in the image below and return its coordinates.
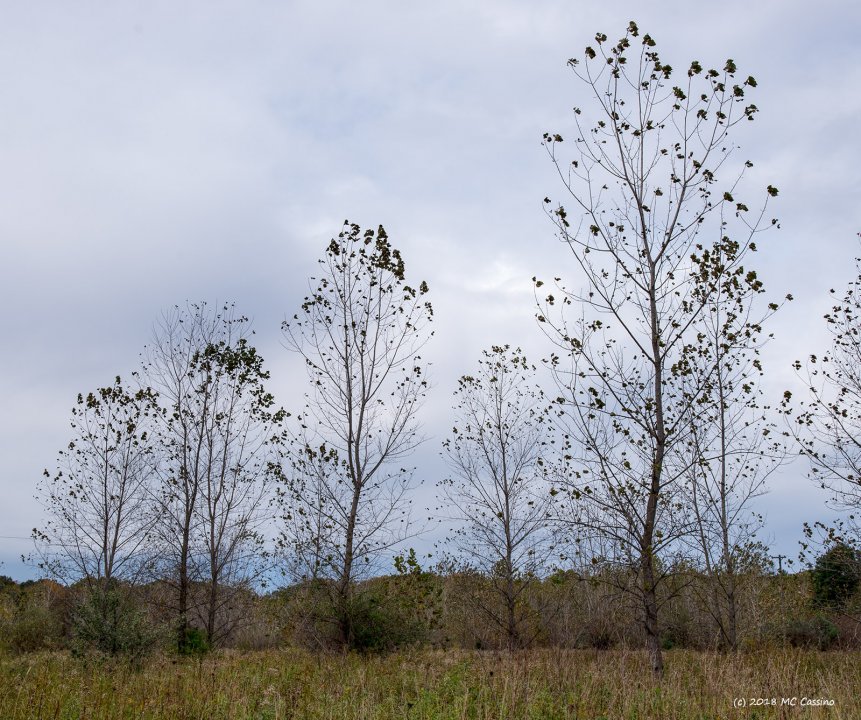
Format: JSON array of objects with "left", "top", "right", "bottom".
[
  {"left": 280, "top": 221, "right": 433, "bottom": 649},
  {"left": 786, "top": 243, "right": 861, "bottom": 554},
  {"left": 537, "top": 22, "right": 777, "bottom": 676},
  {"left": 682, "top": 238, "right": 785, "bottom": 650},
  {"left": 441, "top": 345, "right": 554, "bottom": 649},
  {"left": 145, "top": 302, "right": 281, "bottom": 649},
  {"left": 34, "top": 376, "right": 158, "bottom": 586}
]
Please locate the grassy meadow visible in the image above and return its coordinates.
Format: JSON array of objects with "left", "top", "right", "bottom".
[{"left": 1, "top": 648, "right": 858, "bottom": 720}]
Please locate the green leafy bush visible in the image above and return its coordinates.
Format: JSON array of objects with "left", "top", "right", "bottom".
[
  {"left": 72, "top": 581, "right": 157, "bottom": 661},
  {"left": 812, "top": 543, "right": 860, "bottom": 610},
  {"left": 178, "top": 627, "right": 210, "bottom": 656},
  {"left": 783, "top": 615, "right": 839, "bottom": 650}
]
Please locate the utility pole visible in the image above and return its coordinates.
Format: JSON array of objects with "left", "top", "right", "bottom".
[{"left": 771, "top": 554, "right": 787, "bottom": 613}]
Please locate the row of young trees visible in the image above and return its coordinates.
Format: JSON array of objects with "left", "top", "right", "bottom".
[
  {"left": 35, "top": 305, "right": 282, "bottom": 650},
  {"left": 30, "top": 24, "right": 861, "bottom": 677}
]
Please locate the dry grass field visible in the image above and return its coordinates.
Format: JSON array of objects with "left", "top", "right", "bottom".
[{"left": 1, "top": 648, "right": 858, "bottom": 720}]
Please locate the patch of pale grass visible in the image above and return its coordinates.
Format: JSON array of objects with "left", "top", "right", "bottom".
[{"left": 0, "top": 647, "right": 858, "bottom": 719}]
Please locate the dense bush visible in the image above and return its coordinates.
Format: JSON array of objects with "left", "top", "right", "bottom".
[
  {"left": 342, "top": 591, "right": 423, "bottom": 653},
  {"left": 783, "top": 614, "right": 839, "bottom": 650},
  {"left": 7, "top": 601, "right": 65, "bottom": 653},
  {"left": 274, "top": 579, "right": 425, "bottom": 652},
  {"left": 71, "top": 581, "right": 159, "bottom": 661},
  {"left": 811, "top": 543, "right": 861, "bottom": 610},
  {"left": 177, "top": 627, "right": 210, "bottom": 656},
  {"left": 0, "top": 580, "right": 68, "bottom": 653}
]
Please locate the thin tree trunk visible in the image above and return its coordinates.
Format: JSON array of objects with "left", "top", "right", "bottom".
[
  {"left": 207, "top": 578, "right": 218, "bottom": 646},
  {"left": 505, "top": 561, "right": 518, "bottom": 650},
  {"left": 726, "top": 580, "right": 738, "bottom": 650},
  {"left": 177, "top": 561, "right": 189, "bottom": 649},
  {"left": 645, "top": 261, "right": 665, "bottom": 679},
  {"left": 177, "top": 515, "right": 191, "bottom": 650},
  {"left": 338, "top": 480, "right": 362, "bottom": 649}
]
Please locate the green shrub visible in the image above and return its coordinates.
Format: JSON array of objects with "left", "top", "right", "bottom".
[
  {"left": 812, "top": 543, "right": 860, "bottom": 610},
  {"left": 178, "top": 627, "right": 210, "bottom": 656},
  {"left": 783, "top": 615, "right": 839, "bottom": 650},
  {"left": 72, "top": 581, "right": 157, "bottom": 661},
  {"left": 8, "top": 602, "right": 64, "bottom": 653},
  {"left": 344, "top": 589, "right": 428, "bottom": 653},
  {"left": 2, "top": 581, "right": 67, "bottom": 653}
]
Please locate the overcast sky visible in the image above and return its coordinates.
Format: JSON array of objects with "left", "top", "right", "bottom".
[{"left": 1, "top": 1, "right": 859, "bottom": 579}]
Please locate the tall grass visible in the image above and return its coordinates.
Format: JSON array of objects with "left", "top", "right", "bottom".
[{"left": 0, "top": 648, "right": 857, "bottom": 719}]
